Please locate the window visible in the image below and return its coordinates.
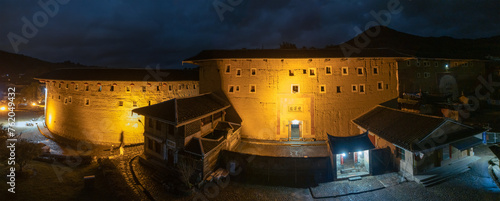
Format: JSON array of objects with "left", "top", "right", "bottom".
[
  {"left": 235, "top": 85, "right": 240, "bottom": 92},
  {"left": 64, "top": 98, "right": 68, "bottom": 104},
  {"left": 424, "top": 72, "right": 431, "bottom": 78},
  {"left": 351, "top": 84, "right": 358, "bottom": 92},
  {"left": 303, "top": 69, "right": 307, "bottom": 74},
  {"left": 75, "top": 84, "right": 78, "bottom": 90},
  {"left": 386, "top": 84, "right": 389, "bottom": 90},
  {"left": 359, "top": 84, "right": 365, "bottom": 94},
  {"left": 336, "top": 86, "right": 341, "bottom": 93},
  {"left": 464, "top": 62, "right": 468, "bottom": 67},
  {"left": 289, "top": 70, "right": 294, "bottom": 76},
  {"left": 291, "top": 84, "right": 299, "bottom": 94},
  {"left": 228, "top": 85, "right": 234, "bottom": 93},
  {"left": 357, "top": 67, "right": 363, "bottom": 75},
  {"left": 320, "top": 85, "right": 326, "bottom": 93},
  {"left": 66, "top": 84, "right": 69, "bottom": 89},
  {"left": 85, "top": 85, "right": 89, "bottom": 91},
  {"left": 85, "top": 98, "right": 90, "bottom": 106},
  {"left": 142, "top": 86, "right": 147, "bottom": 92},
  {"left": 193, "top": 84, "right": 196, "bottom": 89},
  {"left": 168, "top": 85, "right": 173, "bottom": 92},
  {"left": 377, "top": 81, "right": 383, "bottom": 91},
  {"left": 148, "top": 100, "right": 152, "bottom": 106},
  {"left": 201, "top": 116, "right": 212, "bottom": 125},
  {"left": 236, "top": 69, "right": 241, "bottom": 77},
  {"left": 178, "top": 84, "right": 182, "bottom": 91},
  {"left": 326, "top": 66, "right": 332, "bottom": 75},
  {"left": 58, "top": 83, "right": 61, "bottom": 89},
  {"left": 342, "top": 67, "right": 348, "bottom": 75},
  {"left": 98, "top": 86, "right": 102, "bottom": 92},
  {"left": 250, "top": 84, "right": 256, "bottom": 93},
  {"left": 225, "top": 64, "right": 231, "bottom": 74},
  {"left": 118, "top": 101, "right": 123, "bottom": 106},
  {"left": 454, "top": 62, "right": 458, "bottom": 67},
  {"left": 156, "top": 86, "right": 160, "bottom": 91},
  {"left": 435, "top": 62, "right": 438, "bottom": 67},
  {"left": 156, "top": 120, "right": 162, "bottom": 131},
  {"left": 68, "top": 97, "right": 72, "bottom": 103},
  {"left": 373, "top": 67, "right": 379, "bottom": 75},
  {"left": 148, "top": 117, "right": 153, "bottom": 128},
  {"left": 133, "top": 101, "right": 137, "bottom": 107},
  {"left": 251, "top": 68, "right": 256, "bottom": 76},
  {"left": 416, "top": 73, "right": 421, "bottom": 78},
  {"left": 309, "top": 68, "right": 316, "bottom": 76},
  {"left": 396, "top": 147, "right": 405, "bottom": 160},
  {"left": 406, "top": 60, "right": 410, "bottom": 66},
  {"left": 126, "top": 86, "right": 131, "bottom": 92},
  {"left": 110, "top": 85, "right": 115, "bottom": 91},
  {"left": 186, "top": 85, "right": 189, "bottom": 90},
  {"left": 58, "top": 95, "right": 60, "bottom": 100},
  {"left": 416, "top": 61, "right": 420, "bottom": 66}
]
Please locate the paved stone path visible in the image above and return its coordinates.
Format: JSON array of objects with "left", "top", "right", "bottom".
[{"left": 309, "top": 173, "right": 400, "bottom": 198}]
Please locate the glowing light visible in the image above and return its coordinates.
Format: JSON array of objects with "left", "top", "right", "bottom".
[
  {"left": 358, "top": 151, "right": 363, "bottom": 155},
  {"left": 445, "top": 64, "right": 449, "bottom": 69},
  {"left": 0, "top": 107, "right": 5, "bottom": 111},
  {"left": 292, "top": 120, "right": 300, "bottom": 125},
  {"left": 342, "top": 153, "right": 346, "bottom": 157},
  {"left": 48, "top": 114, "right": 52, "bottom": 123},
  {"left": 32, "top": 103, "right": 37, "bottom": 106}
]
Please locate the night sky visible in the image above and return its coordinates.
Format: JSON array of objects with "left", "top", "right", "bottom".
[{"left": 1, "top": 0, "right": 499, "bottom": 69}]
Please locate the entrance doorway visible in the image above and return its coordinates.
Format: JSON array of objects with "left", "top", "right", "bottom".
[{"left": 289, "top": 120, "right": 302, "bottom": 140}]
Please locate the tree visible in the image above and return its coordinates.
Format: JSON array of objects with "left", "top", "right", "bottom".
[
  {"left": 177, "top": 157, "right": 198, "bottom": 189},
  {"left": 17, "top": 81, "right": 42, "bottom": 105},
  {"left": 279, "top": 42, "right": 297, "bottom": 49},
  {"left": 16, "top": 138, "right": 43, "bottom": 172}
]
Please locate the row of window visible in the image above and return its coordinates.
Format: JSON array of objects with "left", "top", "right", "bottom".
[
  {"left": 417, "top": 72, "right": 432, "bottom": 79},
  {"left": 225, "top": 65, "right": 380, "bottom": 77},
  {"left": 53, "top": 82, "right": 197, "bottom": 93},
  {"left": 406, "top": 60, "right": 473, "bottom": 67},
  {"left": 52, "top": 95, "right": 158, "bottom": 107},
  {"left": 228, "top": 82, "right": 387, "bottom": 94}
]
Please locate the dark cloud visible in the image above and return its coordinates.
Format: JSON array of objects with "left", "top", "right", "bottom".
[{"left": 0, "top": 0, "right": 499, "bottom": 69}]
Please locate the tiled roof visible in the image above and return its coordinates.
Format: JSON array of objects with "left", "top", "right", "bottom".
[
  {"left": 132, "top": 93, "right": 230, "bottom": 125},
  {"left": 352, "top": 106, "right": 486, "bottom": 152},
  {"left": 184, "top": 48, "right": 412, "bottom": 61},
  {"left": 327, "top": 131, "right": 375, "bottom": 154},
  {"left": 35, "top": 68, "right": 198, "bottom": 82},
  {"left": 184, "top": 137, "right": 224, "bottom": 156}
]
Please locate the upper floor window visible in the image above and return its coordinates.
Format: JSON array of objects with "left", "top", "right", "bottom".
[
  {"left": 377, "top": 81, "right": 383, "bottom": 91},
  {"left": 85, "top": 98, "right": 90, "bottom": 106},
  {"left": 326, "top": 66, "right": 332, "bottom": 75},
  {"left": 156, "top": 86, "right": 160, "bottom": 91},
  {"left": 320, "top": 85, "right": 326, "bottom": 93},
  {"left": 435, "top": 62, "right": 438, "bottom": 67},
  {"left": 142, "top": 86, "right": 147, "bottom": 92},
  {"left": 66, "top": 84, "right": 69, "bottom": 89},
  {"left": 303, "top": 69, "right": 307, "bottom": 74},
  {"left": 351, "top": 84, "right": 358, "bottom": 92},
  {"left": 126, "top": 86, "right": 131, "bottom": 92},
  {"left": 58, "top": 83, "right": 61, "bottom": 89},
  {"left": 75, "top": 84, "right": 78, "bottom": 90},
  {"left": 250, "top": 84, "right": 256, "bottom": 93},
  {"left": 309, "top": 68, "right": 316, "bottom": 76},
  {"left": 359, "top": 84, "right": 365, "bottom": 94},
  {"left": 342, "top": 67, "right": 348, "bottom": 75},
  {"left": 228, "top": 85, "right": 234, "bottom": 93},
  {"left": 291, "top": 84, "right": 299, "bottom": 94},
  {"left": 373, "top": 67, "right": 379, "bottom": 75},
  {"left": 98, "top": 86, "right": 102, "bottom": 92},
  {"left": 110, "top": 86, "right": 115, "bottom": 92},
  {"left": 289, "top": 70, "right": 294, "bottom": 76},
  {"left": 406, "top": 60, "right": 411, "bottom": 66},
  {"left": 236, "top": 69, "right": 241, "bottom": 77},
  {"left": 85, "top": 85, "right": 89, "bottom": 91},
  {"left": 225, "top": 64, "right": 231, "bottom": 74},
  {"left": 118, "top": 101, "right": 124, "bottom": 106},
  {"left": 133, "top": 101, "right": 138, "bottom": 107},
  {"left": 357, "top": 67, "right": 364, "bottom": 76},
  {"left": 168, "top": 85, "right": 173, "bottom": 92},
  {"left": 251, "top": 68, "right": 256, "bottom": 76},
  {"left": 235, "top": 85, "right": 240, "bottom": 92},
  {"left": 336, "top": 86, "right": 341, "bottom": 93}
]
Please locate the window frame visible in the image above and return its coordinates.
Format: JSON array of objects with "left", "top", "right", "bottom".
[
  {"left": 359, "top": 84, "right": 365, "bottom": 94},
  {"left": 228, "top": 85, "right": 235, "bottom": 93},
  {"left": 325, "top": 66, "right": 332, "bottom": 75},
  {"left": 236, "top": 68, "right": 242, "bottom": 77},
  {"left": 377, "top": 81, "right": 383, "bottom": 91},
  {"left": 373, "top": 66, "right": 379, "bottom": 75},
  {"left": 357, "top": 67, "right": 364, "bottom": 76},
  {"left": 351, "top": 84, "right": 358, "bottom": 92},
  {"left": 342, "top": 67, "right": 348, "bottom": 75},
  {"left": 225, "top": 64, "right": 231, "bottom": 74},
  {"left": 249, "top": 84, "right": 256, "bottom": 93},
  {"left": 251, "top": 68, "right": 256, "bottom": 76},
  {"left": 291, "top": 84, "right": 300, "bottom": 94},
  {"left": 319, "top": 85, "right": 326, "bottom": 93}
]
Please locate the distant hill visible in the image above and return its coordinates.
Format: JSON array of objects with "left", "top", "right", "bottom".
[
  {"left": 329, "top": 26, "right": 500, "bottom": 59},
  {"left": 0, "top": 50, "right": 91, "bottom": 84}
]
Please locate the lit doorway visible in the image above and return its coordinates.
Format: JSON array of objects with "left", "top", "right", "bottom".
[{"left": 289, "top": 120, "right": 302, "bottom": 140}]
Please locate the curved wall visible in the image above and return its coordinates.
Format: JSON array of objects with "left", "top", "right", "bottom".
[{"left": 44, "top": 80, "right": 198, "bottom": 145}]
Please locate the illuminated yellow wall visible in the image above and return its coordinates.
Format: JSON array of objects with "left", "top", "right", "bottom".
[
  {"left": 196, "top": 58, "right": 400, "bottom": 141},
  {"left": 44, "top": 80, "right": 199, "bottom": 145}
]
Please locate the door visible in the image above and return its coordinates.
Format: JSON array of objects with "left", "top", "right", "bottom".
[{"left": 290, "top": 120, "right": 301, "bottom": 140}]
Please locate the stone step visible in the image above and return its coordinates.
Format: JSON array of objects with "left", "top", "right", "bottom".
[{"left": 422, "top": 167, "right": 470, "bottom": 187}]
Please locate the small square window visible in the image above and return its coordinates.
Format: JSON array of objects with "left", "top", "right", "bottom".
[
  {"left": 235, "top": 85, "right": 240, "bottom": 92},
  {"left": 359, "top": 84, "right": 365, "bottom": 94},
  {"left": 373, "top": 67, "right": 379, "bottom": 75},
  {"left": 64, "top": 98, "right": 68, "bottom": 104},
  {"left": 386, "top": 84, "right": 389, "bottom": 90},
  {"left": 320, "top": 85, "right": 326, "bottom": 93},
  {"left": 416, "top": 61, "right": 420, "bottom": 66},
  {"left": 250, "top": 84, "right": 256, "bottom": 93},
  {"left": 251, "top": 68, "right": 256, "bottom": 76},
  {"left": 464, "top": 62, "right": 468, "bottom": 67},
  {"left": 326, "top": 66, "right": 332, "bottom": 75},
  {"left": 133, "top": 101, "right": 138, "bottom": 107},
  {"left": 142, "top": 86, "right": 147, "bottom": 92},
  {"left": 342, "top": 67, "right": 348, "bottom": 75},
  {"left": 68, "top": 97, "right": 72, "bottom": 103},
  {"left": 58, "top": 95, "right": 60, "bottom": 100},
  {"left": 357, "top": 67, "right": 363, "bottom": 75},
  {"left": 303, "top": 69, "right": 307, "bottom": 74},
  {"left": 417, "top": 73, "right": 421, "bottom": 78},
  {"left": 157, "top": 86, "right": 160, "bottom": 91},
  {"left": 289, "top": 70, "right": 294, "bottom": 76},
  {"left": 75, "top": 84, "right": 78, "bottom": 90},
  {"left": 336, "top": 86, "right": 341, "bottom": 93},
  {"left": 406, "top": 60, "right": 411, "bottom": 66},
  {"left": 377, "top": 81, "right": 383, "bottom": 91},
  {"left": 58, "top": 83, "right": 61, "bottom": 89},
  {"left": 435, "top": 62, "right": 438, "bottom": 67},
  {"left": 85, "top": 85, "right": 89, "bottom": 91},
  {"left": 291, "top": 84, "right": 299, "bottom": 94},
  {"left": 168, "top": 85, "right": 173, "bottom": 92},
  {"left": 225, "top": 64, "right": 231, "bottom": 74},
  {"left": 178, "top": 84, "right": 182, "bottom": 91},
  {"left": 110, "top": 85, "right": 115, "bottom": 91},
  {"left": 351, "top": 84, "right": 358, "bottom": 92},
  {"left": 193, "top": 84, "right": 196, "bottom": 89},
  {"left": 186, "top": 85, "right": 189, "bottom": 90},
  {"left": 126, "top": 86, "right": 131, "bottom": 92},
  {"left": 118, "top": 101, "right": 124, "bottom": 106},
  {"left": 85, "top": 98, "right": 90, "bottom": 106},
  {"left": 66, "top": 84, "right": 69, "bottom": 89},
  {"left": 228, "top": 85, "right": 234, "bottom": 93},
  {"left": 309, "top": 68, "right": 316, "bottom": 76},
  {"left": 236, "top": 69, "right": 241, "bottom": 77}
]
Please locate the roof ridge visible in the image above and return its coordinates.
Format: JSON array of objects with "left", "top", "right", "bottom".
[{"left": 376, "top": 105, "right": 444, "bottom": 120}]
